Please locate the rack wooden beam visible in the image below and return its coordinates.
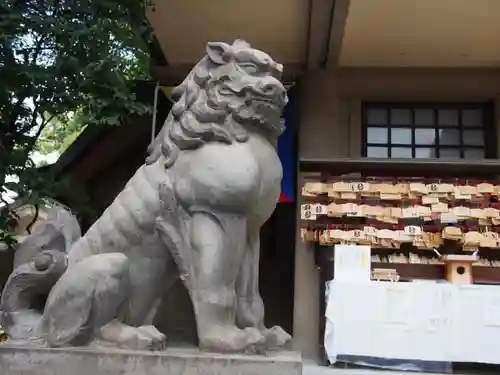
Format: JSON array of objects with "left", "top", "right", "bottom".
[{"left": 300, "top": 157, "right": 500, "bottom": 177}]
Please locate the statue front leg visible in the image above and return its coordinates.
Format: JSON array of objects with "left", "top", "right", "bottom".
[
  {"left": 189, "top": 211, "right": 265, "bottom": 352},
  {"left": 235, "top": 232, "right": 291, "bottom": 349}
]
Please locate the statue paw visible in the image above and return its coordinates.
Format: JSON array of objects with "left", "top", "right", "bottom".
[
  {"left": 98, "top": 321, "right": 167, "bottom": 351},
  {"left": 137, "top": 325, "right": 167, "bottom": 350},
  {"left": 199, "top": 326, "right": 265, "bottom": 353},
  {"left": 262, "top": 325, "right": 292, "bottom": 349}
]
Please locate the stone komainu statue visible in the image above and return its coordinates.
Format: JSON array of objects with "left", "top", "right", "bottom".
[{"left": 0, "top": 40, "right": 291, "bottom": 353}]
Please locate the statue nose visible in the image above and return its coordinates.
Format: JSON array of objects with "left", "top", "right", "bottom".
[
  {"left": 260, "top": 82, "right": 286, "bottom": 100},
  {"left": 261, "top": 82, "right": 279, "bottom": 94}
]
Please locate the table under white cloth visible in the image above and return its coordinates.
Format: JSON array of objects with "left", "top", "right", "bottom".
[{"left": 325, "top": 280, "right": 500, "bottom": 365}]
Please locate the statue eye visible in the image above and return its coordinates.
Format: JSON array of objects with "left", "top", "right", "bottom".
[{"left": 239, "top": 63, "right": 259, "bottom": 74}]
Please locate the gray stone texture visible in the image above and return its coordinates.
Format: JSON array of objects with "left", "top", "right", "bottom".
[
  {"left": 0, "top": 39, "right": 291, "bottom": 353},
  {"left": 0, "top": 345, "right": 302, "bottom": 375}
]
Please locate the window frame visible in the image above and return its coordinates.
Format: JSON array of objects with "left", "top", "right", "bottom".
[{"left": 361, "top": 101, "right": 497, "bottom": 159}]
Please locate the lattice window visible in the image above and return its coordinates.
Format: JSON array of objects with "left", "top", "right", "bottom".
[{"left": 362, "top": 103, "right": 495, "bottom": 159}]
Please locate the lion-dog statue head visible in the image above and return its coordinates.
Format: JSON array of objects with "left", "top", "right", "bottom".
[{"left": 147, "top": 39, "right": 288, "bottom": 168}]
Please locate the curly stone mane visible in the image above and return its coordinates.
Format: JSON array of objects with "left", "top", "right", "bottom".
[{"left": 146, "top": 39, "right": 285, "bottom": 168}]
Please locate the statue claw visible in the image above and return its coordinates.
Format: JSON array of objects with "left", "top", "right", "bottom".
[
  {"left": 97, "top": 321, "right": 167, "bottom": 351},
  {"left": 137, "top": 325, "right": 167, "bottom": 350},
  {"left": 262, "top": 325, "right": 292, "bottom": 349},
  {"left": 199, "top": 326, "right": 265, "bottom": 353}
]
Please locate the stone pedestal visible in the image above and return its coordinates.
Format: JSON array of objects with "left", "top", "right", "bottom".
[{"left": 0, "top": 344, "right": 302, "bottom": 375}]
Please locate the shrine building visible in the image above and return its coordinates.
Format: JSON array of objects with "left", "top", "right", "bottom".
[{"left": 24, "top": 0, "right": 500, "bottom": 370}]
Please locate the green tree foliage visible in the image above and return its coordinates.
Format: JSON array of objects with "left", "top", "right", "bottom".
[
  {"left": 0, "top": 0, "right": 153, "bottom": 246},
  {"left": 35, "top": 112, "right": 86, "bottom": 155}
]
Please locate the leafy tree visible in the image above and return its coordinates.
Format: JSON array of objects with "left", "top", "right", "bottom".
[
  {"left": 0, "top": 0, "right": 153, "bottom": 246},
  {"left": 35, "top": 111, "right": 87, "bottom": 156}
]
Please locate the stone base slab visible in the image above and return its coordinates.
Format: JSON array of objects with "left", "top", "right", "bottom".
[{"left": 0, "top": 344, "right": 302, "bottom": 375}]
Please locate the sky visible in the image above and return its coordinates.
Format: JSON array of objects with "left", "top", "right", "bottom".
[{"left": 1, "top": 151, "right": 61, "bottom": 206}]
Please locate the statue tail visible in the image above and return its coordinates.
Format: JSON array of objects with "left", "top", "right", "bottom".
[
  {"left": 0, "top": 204, "right": 81, "bottom": 342},
  {"left": 12, "top": 204, "right": 81, "bottom": 268}
]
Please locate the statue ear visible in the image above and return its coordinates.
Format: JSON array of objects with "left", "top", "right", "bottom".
[{"left": 206, "top": 42, "right": 232, "bottom": 64}]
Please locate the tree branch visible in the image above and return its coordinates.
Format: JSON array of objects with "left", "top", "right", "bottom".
[
  {"left": 26, "top": 112, "right": 56, "bottom": 154},
  {"left": 26, "top": 203, "right": 39, "bottom": 234}
]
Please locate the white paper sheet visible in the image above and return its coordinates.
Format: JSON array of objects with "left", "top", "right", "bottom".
[
  {"left": 334, "top": 244, "right": 371, "bottom": 282},
  {"left": 383, "top": 285, "right": 411, "bottom": 325},
  {"left": 482, "top": 289, "right": 500, "bottom": 327}
]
